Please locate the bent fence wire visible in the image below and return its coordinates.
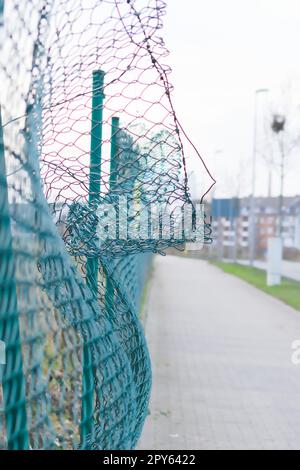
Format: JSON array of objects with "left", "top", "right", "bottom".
[{"left": 0, "top": 0, "right": 214, "bottom": 450}]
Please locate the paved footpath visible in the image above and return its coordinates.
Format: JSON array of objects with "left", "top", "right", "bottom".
[{"left": 139, "top": 255, "right": 300, "bottom": 450}]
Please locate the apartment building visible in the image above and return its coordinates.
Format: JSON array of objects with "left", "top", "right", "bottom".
[{"left": 210, "top": 196, "right": 300, "bottom": 258}]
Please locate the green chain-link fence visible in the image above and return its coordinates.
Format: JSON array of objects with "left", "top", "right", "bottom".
[{"left": 0, "top": 0, "right": 213, "bottom": 450}]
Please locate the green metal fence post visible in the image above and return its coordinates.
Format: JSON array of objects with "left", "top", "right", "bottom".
[
  {"left": 105, "top": 117, "right": 120, "bottom": 312},
  {"left": 89, "top": 70, "right": 105, "bottom": 202},
  {"left": 81, "top": 70, "right": 105, "bottom": 448},
  {"left": 0, "top": 108, "right": 29, "bottom": 450}
]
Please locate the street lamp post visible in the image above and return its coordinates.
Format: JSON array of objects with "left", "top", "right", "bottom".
[{"left": 249, "top": 88, "right": 269, "bottom": 266}]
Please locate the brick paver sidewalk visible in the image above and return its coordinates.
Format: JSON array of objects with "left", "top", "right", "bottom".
[{"left": 139, "top": 256, "right": 300, "bottom": 450}]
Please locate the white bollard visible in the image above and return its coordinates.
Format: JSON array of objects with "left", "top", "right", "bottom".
[{"left": 267, "top": 237, "right": 282, "bottom": 286}]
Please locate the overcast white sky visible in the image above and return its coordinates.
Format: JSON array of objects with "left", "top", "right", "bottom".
[{"left": 164, "top": 0, "right": 300, "bottom": 199}]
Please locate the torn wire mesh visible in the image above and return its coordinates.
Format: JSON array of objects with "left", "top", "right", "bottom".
[{"left": 0, "top": 0, "right": 214, "bottom": 450}]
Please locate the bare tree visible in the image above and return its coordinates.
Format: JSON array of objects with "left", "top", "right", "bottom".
[{"left": 261, "top": 80, "right": 300, "bottom": 199}]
